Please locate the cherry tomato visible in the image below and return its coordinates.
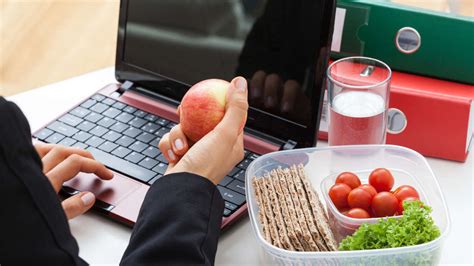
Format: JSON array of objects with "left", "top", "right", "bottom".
[
  {"left": 371, "top": 192, "right": 399, "bottom": 217},
  {"left": 346, "top": 208, "right": 371, "bottom": 219},
  {"left": 339, "top": 207, "right": 350, "bottom": 215},
  {"left": 393, "top": 185, "right": 419, "bottom": 202},
  {"left": 397, "top": 196, "right": 420, "bottom": 214},
  {"left": 329, "top": 183, "right": 352, "bottom": 209},
  {"left": 335, "top": 172, "right": 361, "bottom": 189},
  {"left": 369, "top": 168, "right": 394, "bottom": 192},
  {"left": 347, "top": 188, "right": 372, "bottom": 210},
  {"left": 359, "top": 184, "right": 377, "bottom": 198}
]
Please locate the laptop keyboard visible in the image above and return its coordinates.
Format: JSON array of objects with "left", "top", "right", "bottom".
[{"left": 34, "top": 94, "right": 258, "bottom": 217}]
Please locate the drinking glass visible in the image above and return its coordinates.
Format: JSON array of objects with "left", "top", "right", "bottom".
[{"left": 327, "top": 57, "right": 392, "bottom": 146}]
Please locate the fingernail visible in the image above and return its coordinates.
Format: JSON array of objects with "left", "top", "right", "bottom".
[
  {"left": 174, "top": 138, "right": 184, "bottom": 150},
  {"left": 250, "top": 87, "right": 261, "bottom": 99},
  {"left": 281, "top": 102, "right": 290, "bottom": 113},
  {"left": 265, "top": 96, "right": 275, "bottom": 108},
  {"left": 167, "top": 149, "right": 176, "bottom": 161},
  {"left": 81, "top": 192, "right": 95, "bottom": 206},
  {"left": 235, "top": 77, "right": 247, "bottom": 92}
]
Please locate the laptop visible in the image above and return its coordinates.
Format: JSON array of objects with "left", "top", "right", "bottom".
[{"left": 33, "top": 0, "right": 336, "bottom": 229}]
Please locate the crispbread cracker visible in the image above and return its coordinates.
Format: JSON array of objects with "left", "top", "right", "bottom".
[
  {"left": 252, "top": 177, "right": 271, "bottom": 243},
  {"left": 297, "top": 164, "right": 338, "bottom": 251},
  {"left": 257, "top": 177, "right": 282, "bottom": 248}
]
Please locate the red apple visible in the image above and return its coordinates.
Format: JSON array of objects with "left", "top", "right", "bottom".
[{"left": 180, "top": 79, "right": 230, "bottom": 142}]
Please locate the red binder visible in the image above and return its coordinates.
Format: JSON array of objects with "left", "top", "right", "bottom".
[{"left": 319, "top": 71, "right": 474, "bottom": 162}]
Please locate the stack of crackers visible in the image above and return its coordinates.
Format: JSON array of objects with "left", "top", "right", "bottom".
[{"left": 252, "top": 164, "right": 338, "bottom": 251}]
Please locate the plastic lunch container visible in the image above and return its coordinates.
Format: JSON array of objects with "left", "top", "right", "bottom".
[{"left": 245, "top": 145, "right": 450, "bottom": 265}]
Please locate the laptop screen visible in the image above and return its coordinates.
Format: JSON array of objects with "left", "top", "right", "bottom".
[{"left": 116, "top": 0, "right": 335, "bottom": 147}]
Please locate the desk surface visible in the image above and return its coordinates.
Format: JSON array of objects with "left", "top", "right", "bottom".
[{"left": 8, "top": 68, "right": 473, "bottom": 264}]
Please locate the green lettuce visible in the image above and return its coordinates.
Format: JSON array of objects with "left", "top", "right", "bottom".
[{"left": 339, "top": 201, "right": 441, "bottom": 251}]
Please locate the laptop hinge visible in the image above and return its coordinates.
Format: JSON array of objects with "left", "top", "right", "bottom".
[
  {"left": 116, "top": 80, "right": 134, "bottom": 96},
  {"left": 282, "top": 139, "right": 297, "bottom": 150}
]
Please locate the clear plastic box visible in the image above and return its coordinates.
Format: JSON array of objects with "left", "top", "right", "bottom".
[{"left": 245, "top": 145, "right": 450, "bottom": 265}]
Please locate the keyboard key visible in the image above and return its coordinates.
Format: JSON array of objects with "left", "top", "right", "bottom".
[
  {"left": 248, "top": 153, "right": 260, "bottom": 160},
  {"left": 142, "top": 122, "right": 160, "bottom": 133},
  {"left": 150, "top": 137, "right": 160, "bottom": 147},
  {"left": 227, "top": 180, "right": 245, "bottom": 194},
  {"left": 110, "top": 122, "right": 128, "bottom": 133},
  {"left": 125, "top": 152, "right": 145, "bottom": 164},
  {"left": 84, "top": 112, "right": 103, "bottom": 123},
  {"left": 234, "top": 170, "right": 246, "bottom": 182},
  {"left": 70, "top": 106, "right": 91, "bottom": 118},
  {"left": 123, "top": 127, "right": 142, "bottom": 138},
  {"left": 91, "top": 94, "right": 105, "bottom": 101},
  {"left": 103, "top": 107, "right": 121, "bottom": 118},
  {"left": 223, "top": 209, "right": 231, "bottom": 217},
  {"left": 134, "top": 110, "right": 147, "bottom": 118},
  {"left": 157, "top": 153, "right": 167, "bottom": 163},
  {"left": 115, "top": 135, "right": 134, "bottom": 147},
  {"left": 123, "top": 106, "right": 137, "bottom": 114},
  {"left": 156, "top": 118, "right": 170, "bottom": 127},
  {"left": 72, "top": 142, "right": 88, "bottom": 149},
  {"left": 59, "top": 114, "right": 83, "bottom": 127},
  {"left": 166, "top": 122, "right": 177, "bottom": 129},
  {"left": 90, "top": 126, "right": 108, "bottom": 137},
  {"left": 87, "top": 147, "right": 156, "bottom": 183},
  {"left": 80, "top": 99, "right": 96, "bottom": 109},
  {"left": 72, "top": 131, "right": 92, "bottom": 142},
  {"left": 116, "top": 112, "right": 134, "bottom": 124},
  {"left": 77, "top": 121, "right": 95, "bottom": 132},
  {"left": 103, "top": 131, "right": 122, "bottom": 142},
  {"left": 238, "top": 159, "right": 252, "bottom": 169},
  {"left": 97, "top": 117, "right": 115, "bottom": 128},
  {"left": 137, "top": 132, "right": 155, "bottom": 143},
  {"left": 143, "top": 146, "right": 160, "bottom": 158},
  {"left": 85, "top": 136, "right": 105, "bottom": 147},
  {"left": 219, "top": 176, "right": 233, "bottom": 187},
  {"left": 139, "top": 157, "right": 159, "bottom": 169},
  {"left": 90, "top": 102, "right": 108, "bottom": 113},
  {"left": 112, "top": 101, "right": 126, "bottom": 110},
  {"left": 155, "top": 127, "right": 170, "bottom": 137},
  {"left": 34, "top": 128, "right": 54, "bottom": 140},
  {"left": 229, "top": 167, "right": 240, "bottom": 177},
  {"left": 102, "top": 98, "right": 116, "bottom": 106},
  {"left": 129, "top": 141, "right": 147, "bottom": 153},
  {"left": 111, "top": 146, "right": 132, "bottom": 158},
  {"left": 217, "top": 186, "right": 245, "bottom": 205},
  {"left": 129, "top": 117, "right": 147, "bottom": 128},
  {"left": 144, "top": 114, "right": 158, "bottom": 122},
  {"left": 244, "top": 150, "right": 249, "bottom": 158},
  {"left": 45, "top": 132, "right": 65, "bottom": 144},
  {"left": 148, "top": 174, "right": 163, "bottom": 185},
  {"left": 151, "top": 162, "right": 167, "bottom": 175},
  {"left": 225, "top": 201, "right": 238, "bottom": 211},
  {"left": 98, "top": 141, "right": 118, "bottom": 153},
  {"left": 47, "top": 121, "right": 78, "bottom": 137}
]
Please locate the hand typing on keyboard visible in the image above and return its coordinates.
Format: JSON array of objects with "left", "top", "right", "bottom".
[
  {"left": 158, "top": 77, "right": 249, "bottom": 185},
  {"left": 34, "top": 142, "right": 114, "bottom": 219}
]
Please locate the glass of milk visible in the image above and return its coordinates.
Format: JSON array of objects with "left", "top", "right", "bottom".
[{"left": 327, "top": 57, "right": 392, "bottom": 146}]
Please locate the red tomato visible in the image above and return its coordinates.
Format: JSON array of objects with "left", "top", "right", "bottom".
[
  {"left": 347, "top": 188, "right": 372, "bottom": 210},
  {"left": 335, "top": 172, "right": 361, "bottom": 189},
  {"left": 359, "top": 184, "right": 377, "bottom": 198},
  {"left": 371, "top": 192, "right": 399, "bottom": 217},
  {"left": 346, "top": 208, "right": 371, "bottom": 219},
  {"left": 369, "top": 168, "right": 394, "bottom": 192},
  {"left": 397, "top": 196, "right": 420, "bottom": 214},
  {"left": 393, "top": 185, "right": 420, "bottom": 202},
  {"left": 339, "top": 207, "right": 350, "bottom": 215},
  {"left": 329, "top": 183, "right": 352, "bottom": 209}
]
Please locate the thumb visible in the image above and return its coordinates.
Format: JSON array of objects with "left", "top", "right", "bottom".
[
  {"left": 215, "top": 76, "right": 248, "bottom": 136},
  {"left": 61, "top": 191, "right": 96, "bottom": 219}
]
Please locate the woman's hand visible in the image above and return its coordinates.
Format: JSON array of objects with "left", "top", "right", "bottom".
[
  {"left": 158, "top": 76, "right": 248, "bottom": 185},
  {"left": 34, "top": 143, "right": 114, "bottom": 219}
]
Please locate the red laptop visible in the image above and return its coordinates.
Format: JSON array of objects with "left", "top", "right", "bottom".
[{"left": 33, "top": 0, "right": 335, "bottom": 228}]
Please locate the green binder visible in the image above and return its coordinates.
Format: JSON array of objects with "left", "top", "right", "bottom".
[{"left": 330, "top": 0, "right": 474, "bottom": 84}]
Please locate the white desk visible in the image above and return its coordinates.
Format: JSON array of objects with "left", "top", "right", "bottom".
[{"left": 8, "top": 68, "right": 473, "bottom": 264}]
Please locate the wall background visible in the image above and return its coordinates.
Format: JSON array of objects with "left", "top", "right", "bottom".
[{"left": 0, "top": 0, "right": 472, "bottom": 96}]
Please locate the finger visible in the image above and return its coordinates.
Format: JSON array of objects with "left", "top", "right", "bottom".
[
  {"left": 46, "top": 154, "right": 114, "bottom": 192},
  {"left": 214, "top": 76, "right": 249, "bottom": 141},
  {"left": 62, "top": 191, "right": 96, "bottom": 219},
  {"left": 280, "top": 80, "right": 300, "bottom": 113},
  {"left": 250, "top": 70, "right": 266, "bottom": 101},
  {"left": 34, "top": 142, "right": 54, "bottom": 158},
  {"left": 158, "top": 133, "right": 178, "bottom": 164},
  {"left": 169, "top": 125, "right": 189, "bottom": 156},
  {"left": 263, "top": 73, "right": 282, "bottom": 109},
  {"left": 42, "top": 146, "right": 95, "bottom": 173}
]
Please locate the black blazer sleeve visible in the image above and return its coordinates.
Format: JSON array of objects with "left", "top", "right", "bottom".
[
  {"left": 0, "top": 97, "right": 87, "bottom": 265},
  {"left": 121, "top": 173, "right": 225, "bottom": 265}
]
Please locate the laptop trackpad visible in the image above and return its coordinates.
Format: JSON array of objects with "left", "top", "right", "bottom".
[{"left": 64, "top": 172, "right": 142, "bottom": 206}]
